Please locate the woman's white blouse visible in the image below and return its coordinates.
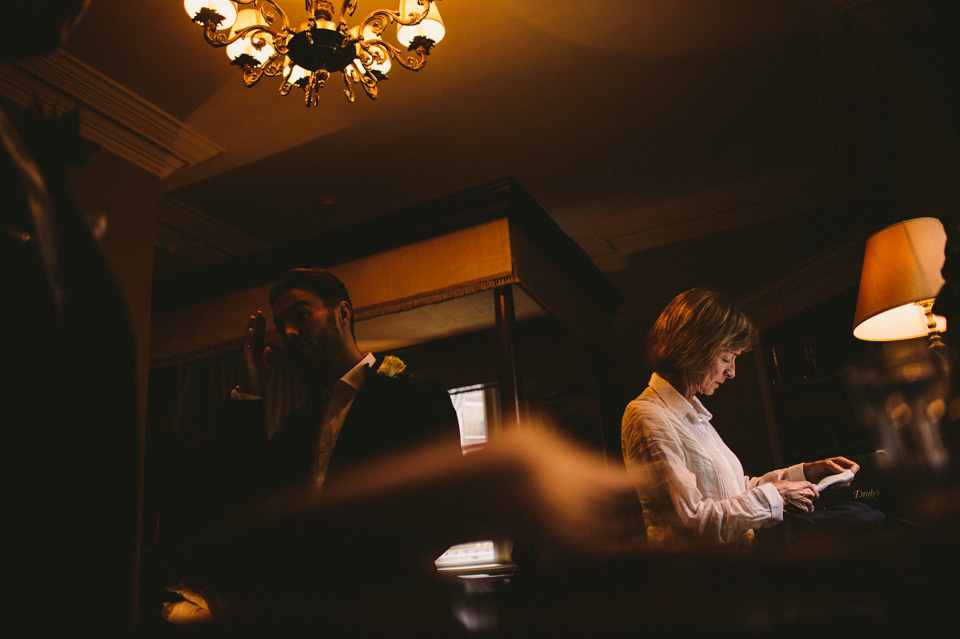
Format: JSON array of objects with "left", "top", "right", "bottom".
[{"left": 621, "top": 373, "right": 805, "bottom": 546}]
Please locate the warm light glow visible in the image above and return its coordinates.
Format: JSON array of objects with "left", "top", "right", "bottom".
[
  {"left": 359, "top": 50, "right": 391, "bottom": 74},
  {"left": 285, "top": 61, "right": 310, "bottom": 85},
  {"left": 226, "top": 8, "right": 275, "bottom": 65},
  {"left": 371, "top": 54, "right": 391, "bottom": 74},
  {"left": 853, "top": 217, "right": 947, "bottom": 342},
  {"left": 853, "top": 301, "right": 947, "bottom": 341},
  {"left": 185, "top": 0, "right": 445, "bottom": 104},
  {"left": 397, "top": 0, "right": 445, "bottom": 47},
  {"left": 349, "top": 25, "right": 392, "bottom": 74},
  {"left": 351, "top": 59, "right": 367, "bottom": 78},
  {"left": 183, "top": 0, "right": 237, "bottom": 30}
]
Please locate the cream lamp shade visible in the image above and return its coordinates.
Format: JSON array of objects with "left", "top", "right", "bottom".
[
  {"left": 853, "top": 217, "right": 947, "bottom": 341},
  {"left": 226, "top": 8, "right": 276, "bottom": 65},
  {"left": 183, "top": 1, "right": 237, "bottom": 29},
  {"left": 397, "top": 0, "right": 445, "bottom": 47}
]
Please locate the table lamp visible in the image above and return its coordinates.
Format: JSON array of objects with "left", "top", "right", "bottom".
[{"left": 853, "top": 217, "right": 947, "bottom": 345}]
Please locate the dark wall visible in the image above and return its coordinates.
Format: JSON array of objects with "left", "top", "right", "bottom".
[{"left": 393, "top": 315, "right": 612, "bottom": 456}]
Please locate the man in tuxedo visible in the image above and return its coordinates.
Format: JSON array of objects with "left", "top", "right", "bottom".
[{"left": 222, "top": 267, "right": 462, "bottom": 500}]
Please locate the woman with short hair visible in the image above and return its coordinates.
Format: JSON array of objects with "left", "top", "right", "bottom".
[{"left": 621, "top": 288, "right": 862, "bottom": 549}]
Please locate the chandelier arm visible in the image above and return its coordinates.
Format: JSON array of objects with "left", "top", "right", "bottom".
[
  {"left": 359, "top": 3, "right": 432, "bottom": 33},
  {"left": 200, "top": 23, "right": 232, "bottom": 46},
  {"left": 259, "top": 51, "right": 287, "bottom": 78},
  {"left": 304, "top": 72, "right": 315, "bottom": 107},
  {"left": 340, "top": 70, "right": 356, "bottom": 102},
  {"left": 394, "top": 50, "right": 429, "bottom": 71},
  {"left": 241, "top": 65, "right": 265, "bottom": 87},
  {"left": 345, "top": 58, "right": 379, "bottom": 97},
  {"left": 387, "top": 42, "right": 430, "bottom": 71},
  {"left": 356, "top": 40, "right": 388, "bottom": 66},
  {"left": 397, "top": 0, "right": 433, "bottom": 26},
  {"left": 246, "top": 27, "right": 279, "bottom": 53},
  {"left": 342, "top": 1, "right": 359, "bottom": 19},
  {"left": 240, "top": 0, "right": 289, "bottom": 28},
  {"left": 357, "top": 38, "right": 428, "bottom": 72},
  {"left": 357, "top": 67, "right": 378, "bottom": 100},
  {"left": 202, "top": 24, "right": 280, "bottom": 48},
  {"left": 273, "top": 30, "right": 292, "bottom": 56},
  {"left": 357, "top": 40, "right": 383, "bottom": 69},
  {"left": 356, "top": 13, "right": 389, "bottom": 41},
  {"left": 307, "top": 71, "right": 329, "bottom": 106}
]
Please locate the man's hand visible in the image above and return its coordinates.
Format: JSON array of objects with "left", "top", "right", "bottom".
[
  {"left": 774, "top": 480, "right": 819, "bottom": 513},
  {"left": 803, "top": 456, "right": 859, "bottom": 485},
  {"left": 238, "top": 311, "right": 271, "bottom": 396}
]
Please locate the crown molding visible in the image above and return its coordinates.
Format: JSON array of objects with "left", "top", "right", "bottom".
[
  {"left": 737, "top": 231, "right": 869, "bottom": 330},
  {"left": 157, "top": 196, "right": 268, "bottom": 262},
  {"left": 0, "top": 50, "right": 222, "bottom": 177},
  {"left": 599, "top": 162, "right": 872, "bottom": 256}
]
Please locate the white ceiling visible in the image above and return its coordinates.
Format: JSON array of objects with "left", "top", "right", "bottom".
[{"left": 23, "top": 0, "right": 953, "bottom": 280}]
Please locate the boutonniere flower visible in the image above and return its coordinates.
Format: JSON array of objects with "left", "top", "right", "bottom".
[{"left": 377, "top": 355, "right": 406, "bottom": 377}]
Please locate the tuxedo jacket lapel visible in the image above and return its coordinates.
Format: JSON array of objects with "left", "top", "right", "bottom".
[{"left": 328, "top": 371, "right": 394, "bottom": 474}]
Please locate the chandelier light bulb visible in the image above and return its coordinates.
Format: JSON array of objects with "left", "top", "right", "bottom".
[
  {"left": 226, "top": 8, "right": 275, "bottom": 65},
  {"left": 362, "top": 23, "right": 381, "bottom": 42},
  {"left": 348, "top": 23, "right": 380, "bottom": 42},
  {"left": 396, "top": 0, "right": 445, "bottom": 47},
  {"left": 285, "top": 61, "right": 310, "bottom": 85},
  {"left": 348, "top": 25, "right": 392, "bottom": 75},
  {"left": 183, "top": 0, "right": 237, "bottom": 30},
  {"left": 370, "top": 54, "right": 391, "bottom": 74}
]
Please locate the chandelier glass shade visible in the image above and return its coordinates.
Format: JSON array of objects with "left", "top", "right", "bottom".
[{"left": 183, "top": 0, "right": 445, "bottom": 105}]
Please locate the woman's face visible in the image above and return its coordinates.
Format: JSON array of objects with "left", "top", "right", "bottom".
[{"left": 696, "top": 350, "right": 740, "bottom": 396}]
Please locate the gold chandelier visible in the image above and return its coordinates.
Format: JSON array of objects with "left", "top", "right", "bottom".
[{"left": 183, "top": 1, "right": 445, "bottom": 105}]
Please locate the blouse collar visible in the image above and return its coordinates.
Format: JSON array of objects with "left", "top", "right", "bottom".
[{"left": 649, "top": 372, "right": 712, "bottom": 422}]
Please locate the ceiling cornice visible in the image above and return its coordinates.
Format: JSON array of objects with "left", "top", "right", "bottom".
[
  {"left": 737, "top": 231, "right": 869, "bottom": 331},
  {"left": 0, "top": 50, "right": 222, "bottom": 178},
  {"left": 157, "top": 196, "right": 268, "bottom": 263}
]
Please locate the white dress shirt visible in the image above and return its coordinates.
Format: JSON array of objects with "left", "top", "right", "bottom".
[
  {"left": 230, "top": 352, "right": 377, "bottom": 492},
  {"left": 621, "top": 373, "right": 805, "bottom": 546},
  {"left": 314, "top": 352, "right": 376, "bottom": 492}
]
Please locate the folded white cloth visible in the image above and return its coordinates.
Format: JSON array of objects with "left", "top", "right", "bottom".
[{"left": 815, "top": 470, "right": 855, "bottom": 492}]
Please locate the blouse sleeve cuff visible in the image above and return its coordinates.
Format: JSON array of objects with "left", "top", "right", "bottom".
[
  {"left": 787, "top": 463, "right": 806, "bottom": 481},
  {"left": 758, "top": 482, "right": 783, "bottom": 522}
]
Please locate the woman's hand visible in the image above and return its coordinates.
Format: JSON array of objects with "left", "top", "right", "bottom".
[
  {"left": 803, "top": 456, "right": 860, "bottom": 485},
  {"left": 773, "top": 480, "right": 819, "bottom": 513}
]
